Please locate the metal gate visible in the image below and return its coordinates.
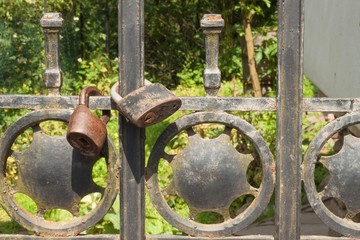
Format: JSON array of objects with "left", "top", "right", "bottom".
[{"left": 1, "top": 0, "right": 360, "bottom": 239}]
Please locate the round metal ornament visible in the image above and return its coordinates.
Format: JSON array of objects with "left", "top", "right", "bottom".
[
  {"left": 303, "top": 112, "right": 360, "bottom": 237},
  {"left": 145, "top": 111, "right": 274, "bottom": 236},
  {"left": 0, "top": 110, "right": 119, "bottom": 236}
]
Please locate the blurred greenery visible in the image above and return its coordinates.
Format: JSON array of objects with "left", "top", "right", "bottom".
[{"left": 0, "top": 0, "right": 328, "bottom": 237}]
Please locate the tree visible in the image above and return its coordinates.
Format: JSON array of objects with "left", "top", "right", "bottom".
[
  {"left": 0, "top": 0, "right": 278, "bottom": 95},
  {"left": 238, "top": 0, "right": 276, "bottom": 97}
]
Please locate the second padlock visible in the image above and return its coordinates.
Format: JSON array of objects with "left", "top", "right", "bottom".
[
  {"left": 111, "top": 81, "right": 181, "bottom": 128},
  {"left": 67, "top": 86, "right": 110, "bottom": 156}
]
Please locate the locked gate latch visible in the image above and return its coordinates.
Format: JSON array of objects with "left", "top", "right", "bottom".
[
  {"left": 111, "top": 81, "right": 181, "bottom": 128},
  {"left": 67, "top": 86, "right": 110, "bottom": 156}
]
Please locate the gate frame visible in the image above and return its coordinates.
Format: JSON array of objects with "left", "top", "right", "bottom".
[
  {"left": 275, "top": 0, "right": 303, "bottom": 239},
  {"left": 0, "top": 0, "right": 358, "bottom": 239}
]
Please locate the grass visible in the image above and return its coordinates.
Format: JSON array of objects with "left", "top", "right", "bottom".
[{"left": 0, "top": 209, "right": 23, "bottom": 234}]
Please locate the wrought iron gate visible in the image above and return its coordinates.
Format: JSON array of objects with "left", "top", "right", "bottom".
[{"left": 1, "top": 0, "right": 360, "bottom": 239}]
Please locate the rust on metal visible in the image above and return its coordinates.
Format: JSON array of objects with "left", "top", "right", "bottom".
[
  {"left": 146, "top": 111, "right": 275, "bottom": 236},
  {"left": 205, "top": 15, "right": 222, "bottom": 21},
  {"left": 170, "top": 133, "right": 255, "bottom": 217},
  {"left": 0, "top": 110, "right": 119, "bottom": 236},
  {"left": 2, "top": 1, "right": 359, "bottom": 239},
  {"left": 303, "top": 112, "right": 360, "bottom": 237},
  {"left": 275, "top": 0, "right": 303, "bottom": 239},
  {"left": 67, "top": 86, "right": 110, "bottom": 157},
  {"left": 40, "top": 13, "right": 63, "bottom": 96},
  {"left": 7, "top": 95, "right": 360, "bottom": 113},
  {"left": 111, "top": 81, "right": 181, "bottom": 128}
]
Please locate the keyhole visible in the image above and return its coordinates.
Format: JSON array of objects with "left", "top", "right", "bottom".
[
  {"left": 144, "top": 112, "right": 156, "bottom": 124},
  {"left": 79, "top": 137, "right": 90, "bottom": 147}
]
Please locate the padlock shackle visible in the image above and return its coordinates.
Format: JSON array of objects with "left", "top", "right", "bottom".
[
  {"left": 110, "top": 82, "right": 122, "bottom": 106},
  {"left": 110, "top": 80, "right": 152, "bottom": 106},
  {"left": 79, "top": 86, "right": 103, "bottom": 106},
  {"left": 79, "top": 86, "right": 110, "bottom": 124}
]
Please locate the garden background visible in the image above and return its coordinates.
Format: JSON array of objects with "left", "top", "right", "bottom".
[{"left": 0, "top": 0, "right": 324, "bottom": 235}]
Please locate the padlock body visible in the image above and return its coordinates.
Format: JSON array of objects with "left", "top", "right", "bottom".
[
  {"left": 67, "top": 105, "right": 107, "bottom": 156},
  {"left": 118, "top": 83, "right": 181, "bottom": 128}
]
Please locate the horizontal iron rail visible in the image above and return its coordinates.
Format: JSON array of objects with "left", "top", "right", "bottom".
[
  {"left": 147, "top": 236, "right": 354, "bottom": 240},
  {"left": 0, "top": 235, "right": 354, "bottom": 240},
  {"left": 1, "top": 95, "right": 360, "bottom": 112},
  {"left": 147, "top": 236, "right": 274, "bottom": 240},
  {"left": 0, "top": 235, "right": 118, "bottom": 240}
]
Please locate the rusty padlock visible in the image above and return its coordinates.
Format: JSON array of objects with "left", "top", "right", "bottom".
[
  {"left": 110, "top": 81, "right": 181, "bottom": 128},
  {"left": 67, "top": 86, "right": 110, "bottom": 156}
]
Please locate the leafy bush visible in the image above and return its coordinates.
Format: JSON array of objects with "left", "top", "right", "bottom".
[
  {"left": 0, "top": 62, "right": 323, "bottom": 235},
  {"left": 0, "top": 0, "right": 327, "bottom": 235}
]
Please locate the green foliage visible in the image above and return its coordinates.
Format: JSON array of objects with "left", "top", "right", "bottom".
[
  {"left": 13, "top": 194, "right": 37, "bottom": 215},
  {"left": 44, "top": 209, "right": 73, "bottom": 222},
  {"left": 220, "top": 46, "right": 243, "bottom": 83},
  {"left": 84, "top": 196, "right": 120, "bottom": 234},
  {"left": 194, "top": 212, "right": 223, "bottom": 224},
  {"left": 145, "top": 194, "right": 184, "bottom": 235},
  {"left": 0, "top": 0, "right": 279, "bottom": 97},
  {"left": 0, "top": 0, "right": 330, "bottom": 236},
  {"left": 64, "top": 55, "right": 118, "bottom": 95},
  {"left": 144, "top": 0, "right": 213, "bottom": 86},
  {"left": 145, "top": 0, "right": 277, "bottom": 88},
  {"left": 254, "top": 36, "right": 277, "bottom": 92},
  {"left": 303, "top": 75, "right": 318, "bottom": 97},
  {"left": 0, "top": 0, "right": 118, "bottom": 97},
  {"left": 176, "top": 61, "right": 203, "bottom": 89},
  {"left": 238, "top": 0, "right": 272, "bottom": 18},
  {"left": 0, "top": 209, "right": 22, "bottom": 234},
  {"left": 0, "top": 71, "right": 322, "bottom": 236},
  {"left": 0, "top": 1, "right": 45, "bottom": 96}
]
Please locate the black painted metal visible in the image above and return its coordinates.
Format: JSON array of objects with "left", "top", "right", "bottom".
[
  {"left": 201, "top": 14, "right": 224, "bottom": 96},
  {"left": 4, "top": 95, "right": 360, "bottom": 113},
  {"left": 0, "top": 235, "right": 356, "bottom": 240},
  {"left": 146, "top": 236, "right": 354, "bottom": 240},
  {"left": 275, "top": 0, "right": 303, "bottom": 239},
  {"left": 0, "top": 110, "right": 119, "bottom": 236},
  {"left": 146, "top": 112, "right": 275, "bottom": 236},
  {"left": 118, "top": 0, "right": 145, "bottom": 239},
  {"left": 1, "top": 0, "right": 360, "bottom": 239},
  {"left": 0, "top": 8, "right": 120, "bottom": 237},
  {"left": 0, "top": 235, "right": 119, "bottom": 240},
  {"left": 303, "top": 112, "right": 360, "bottom": 237},
  {"left": 40, "top": 13, "right": 63, "bottom": 96}
]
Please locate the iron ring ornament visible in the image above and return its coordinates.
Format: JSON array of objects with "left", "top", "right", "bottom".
[
  {"left": 303, "top": 112, "right": 360, "bottom": 237},
  {"left": 0, "top": 110, "right": 119, "bottom": 236},
  {"left": 145, "top": 112, "right": 275, "bottom": 236}
]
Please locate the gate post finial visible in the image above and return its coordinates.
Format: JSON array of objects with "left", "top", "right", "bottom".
[
  {"left": 41, "top": 13, "right": 63, "bottom": 96},
  {"left": 201, "top": 14, "right": 224, "bottom": 97}
]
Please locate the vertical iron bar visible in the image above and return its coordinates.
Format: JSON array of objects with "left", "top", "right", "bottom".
[
  {"left": 275, "top": 0, "right": 303, "bottom": 239},
  {"left": 118, "top": 0, "right": 145, "bottom": 239}
]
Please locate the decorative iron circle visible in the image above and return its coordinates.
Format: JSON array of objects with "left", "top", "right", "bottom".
[
  {"left": 0, "top": 110, "right": 119, "bottom": 236},
  {"left": 303, "top": 112, "right": 360, "bottom": 237},
  {"left": 145, "top": 111, "right": 275, "bottom": 236}
]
